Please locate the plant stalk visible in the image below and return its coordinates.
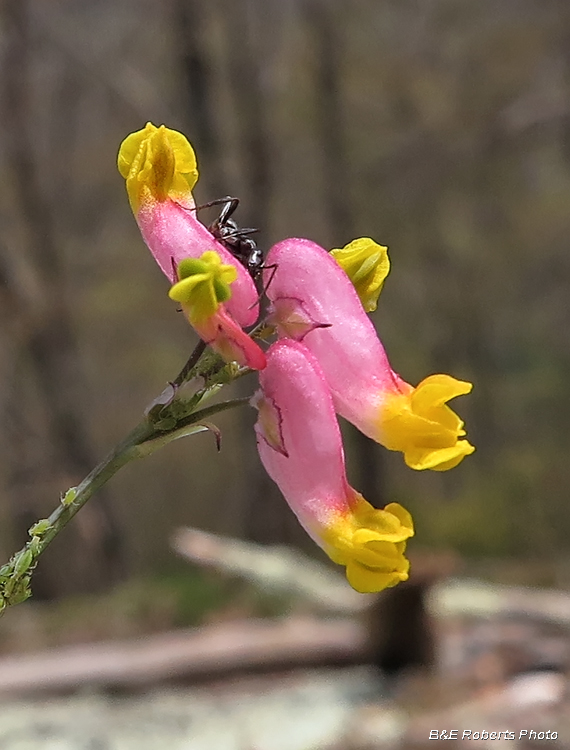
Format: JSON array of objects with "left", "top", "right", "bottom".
[{"left": 0, "top": 347, "right": 253, "bottom": 613}]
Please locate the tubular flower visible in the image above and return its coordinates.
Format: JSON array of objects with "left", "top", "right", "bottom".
[
  {"left": 253, "top": 340, "right": 413, "bottom": 593},
  {"left": 330, "top": 237, "right": 390, "bottom": 312},
  {"left": 265, "top": 238, "right": 474, "bottom": 471},
  {"left": 169, "top": 253, "right": 266, "bottom": 370},
  {"left": 118, "top": 122, "right": 259, "bottom": 328}
]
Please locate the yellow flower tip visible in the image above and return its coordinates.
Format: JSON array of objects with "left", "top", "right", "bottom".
[
  {"left": 330, "top": 237, "right": 390, "bottom": 312},
  {"left": 168, "top": 251, "right": 237, "bottom": 323},
  {"left": 324, "top": 498, "right": 413, "bottom": 593},
  {"left": 117, "top": 122, "right": 199, "bottom": 213},
  {"left": 380, "top": 374, "right": 474, "bottom": 471},
  {"left": 405, "top": 440, "right": 475, "bottom": 472}
]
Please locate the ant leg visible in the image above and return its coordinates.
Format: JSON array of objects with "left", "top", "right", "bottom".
[
  {"left": 248, "top": 263, "right": 278, "bottom": 309},
  {"left": 219, "top": 227, "right": 259, "bottom": 240},
  {"left": 192, "top": 196, "right": 239, "bottom": 219},
  {"left": 261, "top": 263, "right": 278, "bottom": 297},
  {"left": 217, "top": 197, "right": 240, "bottom": 224}
]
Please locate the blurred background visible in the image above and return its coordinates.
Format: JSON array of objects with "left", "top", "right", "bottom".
[{"left": 1, "top": 0, "right": 570, "bottom": 747}]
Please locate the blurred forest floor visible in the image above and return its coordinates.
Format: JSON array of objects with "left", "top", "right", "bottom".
[{"left": 1, "top": 572, "right": 570, "bottom": 749}]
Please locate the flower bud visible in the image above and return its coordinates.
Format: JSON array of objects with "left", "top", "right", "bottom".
[{"left": 331, "top": 237, "right": 389, "bottom": 312}]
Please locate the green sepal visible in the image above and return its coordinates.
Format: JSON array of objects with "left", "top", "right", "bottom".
[
  {"left": 214, "top": 278, "right": 232, "bottom": 303},
  {"left": 177, "top": 258, "right": 207, "bottom": 279}
]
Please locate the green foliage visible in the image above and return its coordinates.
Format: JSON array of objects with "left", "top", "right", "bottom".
[
  {"left": 408, "top": 489, "right": 515, "bottom": 559},
  {"left": 0, "top": 571, "right": 296, "bottom": 652}
]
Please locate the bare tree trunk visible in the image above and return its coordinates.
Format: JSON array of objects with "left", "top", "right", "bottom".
[
  {"left": 303, "top": 0, "right": 352, "bottom": 245},
  {"left": 0, "top": 0, "right": 123, "bottom": 599},
  {"left": 220, "top": 0, "right": 272, "bottom": 229},
  {"left": 304, "top": 0, "right": 383, "bottom": 507},
  {"left": 213, "top": 0, "right": 286, "bottom": 545},
  {"left": 174, "top": 0, "right": 225, "bottom": 199}
]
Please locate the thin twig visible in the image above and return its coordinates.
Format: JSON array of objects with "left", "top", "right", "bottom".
[{"left": 172, "top": 339, "right": 207, "bottom": 386}]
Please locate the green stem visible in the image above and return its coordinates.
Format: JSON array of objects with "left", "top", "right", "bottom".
[
  {"left": 0, "top": 367, "right": 253, "bottom": 612},
  {"left": 36, "top": 421, "right": 154, "bottom": 555},
  {"left": 172, "top": 339, "right": 207, "bottom": 386},
  {"left": 135, "top": 397, "right": 251, "bottom": 455},
  {"left": 37, "top": 397, "right": 250, "bottom": 554}
]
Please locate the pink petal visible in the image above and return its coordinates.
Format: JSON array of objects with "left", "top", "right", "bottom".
[
  {"left": 265, "top": 238, "right": 401, "bottom": 433},
  {"left": 252, "top": 340, "right": 414, "bottom": 593},
  {"left": 137, "top": 197, "right": 259, "bottom": 327},
  {"left": 195, "top": 308, "right": 266, "bottom": 370},
  {"left": 253, "top": 339, "right": 352, "bottom": 543}
]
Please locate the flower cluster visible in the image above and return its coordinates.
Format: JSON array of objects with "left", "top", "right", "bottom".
[{"left": 118, "top": 123, "right": 474, "bottom": 593}]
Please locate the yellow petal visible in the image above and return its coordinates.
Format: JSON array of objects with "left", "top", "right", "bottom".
[
  {"left": 412, "top": 374, "right": 472, "bottom": 411},
  {"left": 331, "top": 237, "right": 390, "bottom": 312},
  {"left": 383, "top": 502, "right": 415, "bottom": 536},
  {"left": 379, "top": 375, "right": 474, "bottom": 471},
  {"left": 321, "top": 499, "right": 413, "bottom": 593},
  {"left": 117, "top": 123, "right": 198, "bottom": 213},
  {"left": 404, "top": 440, "right": 475, "bottom": 471},
  {"left": 346, "top": 558, "right": 409, "bottom": 594}
]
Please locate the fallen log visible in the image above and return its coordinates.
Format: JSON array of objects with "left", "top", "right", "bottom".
[
  {"left": 171, "top": 527, "right": 367, "bottom": 613},
  {"left": 173, "top": 528, "right": 570, "bottom": 628},
  {"left": 431, "top": 578, "right": 570, "bottom": 626},
  {"left": 0, "top": 616, "right": 365, "bottom": 697}
]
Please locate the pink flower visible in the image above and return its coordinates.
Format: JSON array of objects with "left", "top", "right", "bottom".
[
  {"left": 265, "top": 238, "right": 474, "bottom": 471},
  {"left": 116, "top": 124, "right": 475, "bottom": 594},
  {"left": 118, "top": 123, "right": 265, "bottom": 369},
  {"left": 117, "top": 122, "right": 259, "bottom": 329},
  {"left": 253, "top": 340, "right": 413, "bottom": 593}
]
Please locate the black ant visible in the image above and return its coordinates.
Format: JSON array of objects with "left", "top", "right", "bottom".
[{"left": 196, "top": 196, "right": 265, "bottom": 281}]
